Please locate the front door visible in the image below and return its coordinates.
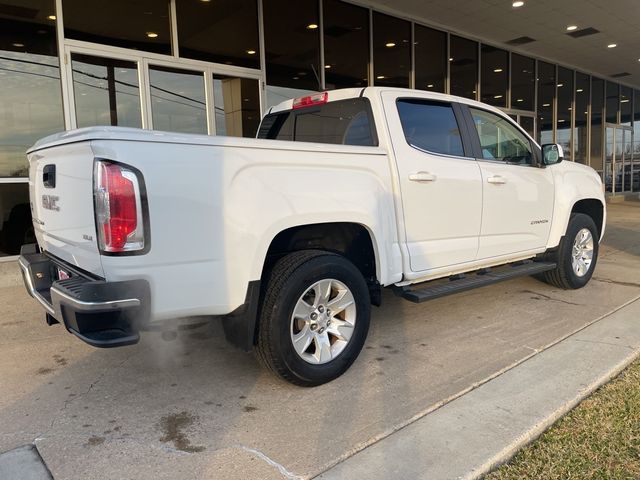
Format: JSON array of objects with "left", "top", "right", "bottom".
[
  {"left": 465, "top": 106, "right": 555, "bottom": 259},
  {"left": 382, "top": 93, "right": 483, "bottom": 272}
]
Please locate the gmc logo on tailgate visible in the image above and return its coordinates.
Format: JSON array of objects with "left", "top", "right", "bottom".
[{"left": 41, "top": 194, "right": 60, "bottom": 211}]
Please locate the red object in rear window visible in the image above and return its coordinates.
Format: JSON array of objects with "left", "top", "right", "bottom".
[
  {"left": 95, "top": 161, "right": 145, "bottom": 253},
  {"left": 292, "top": 92, "right": 328, "bottom": 109}
]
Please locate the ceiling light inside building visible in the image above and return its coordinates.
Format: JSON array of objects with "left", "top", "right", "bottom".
[
  {"left": 576, "top": 88, "right": 583, "bottom": 92},
  {"left": 557, "top": 83, "right": 564, "bottom": 87},
  {"left": 543, "top": 103, "right": 550, "bottom": 107},
  {"left": 376, "top": 75, "right": 385, "bottom": 79},
  {"left": 427, "top": 84, "right": 434, "bottom": 88},
  {"left": 386, "top": 42, "right": 396, "bottom": 47},
  {"left": 12, "top": 42, "right": 24, "bottom": 47},
  {"left": 306, "top": 23, "right": 318, "bottom": 30},
  {"left": 325, "top": 64, "right": 331, "bottom": 68},
  {"left": 516, "top": 99, "right": 523, "bottom": 102},
  {"left": 607, "top": 43, "right": 617, "bottom": 48},
  {"left": 566, "top": 25, "right": 577, "bottom": 31},
  {"left": 494, "top": 95, "right": 503, "bottom": 99},
  {"left": 493, "top": 68, "right": 503, "bottom": 73},
  {"left": 512, "top": 1, "right": 524, "bottom": 7},
  {"left": 621, "top": 99, "right": 629, "bottom": 103},
  {"left": 146, "top": 32, "right": 158, "bottom": 38},
  {"left": 246, "top": 50, "right": 256, "bottom": 54},
  {"left": 47, "top": 15, "right": 56, "bottom": 20}
]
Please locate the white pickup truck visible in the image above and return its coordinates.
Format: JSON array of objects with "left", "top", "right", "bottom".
[{"left": 19, "top": 87, "right": 605, "bottom": 386}]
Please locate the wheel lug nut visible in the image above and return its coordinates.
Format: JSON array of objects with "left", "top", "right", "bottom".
[
  {"left": 310, "top": 323, "right": 318, "bottom": 331},
  {"left": 318, "top": 306, "right": 324, "bottom": 313},
  {"left": 310, "top": 313, "right": 318, "bottom": 320}
]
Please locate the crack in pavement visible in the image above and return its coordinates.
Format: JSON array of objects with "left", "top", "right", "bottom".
[
  {"left": 38, "top": 348, "right": 145, "bottom": 438},
  {"left": 571, "top": 338, "right": 635, "bottom": 350},
  {"left": 238, "top": 445, "right": 303, "bottom": 480},
  {"left": 593, "top": 277, "right": 640, "bottom": 289},
  {"left": 520, "top": 290, "right": 581, "bottom": 306}
]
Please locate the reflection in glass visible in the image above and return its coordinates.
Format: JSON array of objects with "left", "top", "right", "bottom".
[
  {"left": 176, "top": 0, "right": 259, "bottom": 69},
  {"left": 64, "top": 0, "right": 171, "bottom": 54},
  {"left": 519, "top": 116, "right": 535, "bottom": 138},
  {"left": 0, "top": 2, "right": 64, "bottom": 178},
  {"left": 620, "top": 86, "right": 632, "bottom": 126},
  {"left": 213, "top": 75, "right": 260, "bottom": 138},
  {"left": 537, "top": 61, "right": 555, "bottom": 145},
  {"left": 604, "top": 127, "right": 613, "bottom": 192},
  {"left": 72, "top": 54, "right": 141, "bottom": 128},
  {"left": 149, "top": 66, "right": 207, "bottom": 134},
  {"left": 633, "top": 90, "right": 640, "bottom": 191},
  {"left": 264, "top": 0, "right": 320, "bottom": 100},
  {"left": 511, "top": 54, "right": 535, "bottom": 111},
  {"left": 414, "top": 24, "right": 446, "bottom": 93},
  {"left": 449, "top": 36, "right": 478, "bottom": 100},
  {"left": 323, "top": 0, "right": 369, "bottom": 89},
  {"left": 480, "top": 45, "right": 507, "bottom": 107},
  {"left": 591, "top": 78, "right": 604, "bottom": 172},
  {"left": 556, "top": 67, "right": 573, "bottom": 160},
  {"left": 373, "top": 12, "right": 410, "bottom": 88},
  {"left": 0, "top": 183, "right": 33, "bottom": 256},
  {"left": 606, "top": 81, "right": 619, "bottom": 124},
  {"left": 574, "top": 72, "right": 589, "bottom": 164}
]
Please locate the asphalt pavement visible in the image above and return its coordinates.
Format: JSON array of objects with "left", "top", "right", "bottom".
[{"left": 0, "top": 201, "right": 639, "bottom": 480}]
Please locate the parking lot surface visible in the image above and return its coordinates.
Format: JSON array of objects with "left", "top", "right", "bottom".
[{"left": 1, "top": 202, "right": 639, "bottom": 480}]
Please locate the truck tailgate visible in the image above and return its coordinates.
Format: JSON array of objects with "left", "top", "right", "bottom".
[{"left": 28, "top": 141, "right": 104, "bottom": 277}]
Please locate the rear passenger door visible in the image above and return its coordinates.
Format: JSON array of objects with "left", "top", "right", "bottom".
[{"left": 383, "top": 93, "right": 483, "bottom": 272}]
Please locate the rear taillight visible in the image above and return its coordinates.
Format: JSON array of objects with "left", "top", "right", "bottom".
[{"left": 94, "top": 160, "right": 146, "bottom": 253}]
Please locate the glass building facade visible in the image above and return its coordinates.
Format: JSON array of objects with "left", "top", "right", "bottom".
[{"left": 1, "top": 0, "right": 639, "bottom": 258}]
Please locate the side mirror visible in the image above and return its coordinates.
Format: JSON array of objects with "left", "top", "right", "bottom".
[{"left": 541, "top": 144, "right": 564, "bottom": 165}]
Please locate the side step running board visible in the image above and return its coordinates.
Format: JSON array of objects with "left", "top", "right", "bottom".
[{"left": 397, "top": 261, "right": 557, "bottom": 304}]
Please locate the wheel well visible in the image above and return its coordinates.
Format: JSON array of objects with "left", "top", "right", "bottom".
[
  {"left": 572, "top": 199, "right": 604, "bottom": 238},
  {"left": 263, "top": 223, "right": 377, "bottom": 284}
]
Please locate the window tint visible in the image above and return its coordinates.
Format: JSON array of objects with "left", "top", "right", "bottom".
[
  {"left": 470, "top": 108, "right": 533, "bottom": 165},
  {"left": 258, "top": 98, "right": 377, "bottom": 146},
  {"left": 397, "top": 100, "right": 464, "bottom": 156}
]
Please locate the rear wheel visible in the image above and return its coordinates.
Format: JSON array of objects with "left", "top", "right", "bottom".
[
  {"left": 256, "top": 250, "right": 370, "bottom": 387},
  {"left": 537, "top": 213, "right": 599, "bottom": 289}
]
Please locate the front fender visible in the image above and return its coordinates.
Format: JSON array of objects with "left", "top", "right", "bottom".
[{"left": 547, "top": 162, "right": 606, "bottom": 248}]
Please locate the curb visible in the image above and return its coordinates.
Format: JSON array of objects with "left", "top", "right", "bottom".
[
  {"left": 467, "top": 345, "right": 640, "bottom": 479},
  {"left": 0, "top": 444, "right": 53, "bottom": 480}
]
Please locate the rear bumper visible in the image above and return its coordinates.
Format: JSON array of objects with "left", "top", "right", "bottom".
[{"left": 18, "top": 244, "right": 150, "bottom": 348}]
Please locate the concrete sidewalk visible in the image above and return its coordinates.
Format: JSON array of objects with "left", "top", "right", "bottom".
[{"left": 318, "top": 296, "right": 640, "bottom": 480}]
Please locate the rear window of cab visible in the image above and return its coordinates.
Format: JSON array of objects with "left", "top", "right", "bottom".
[{"left": 257, "top": 98, "right": 378, "bottom": 147}]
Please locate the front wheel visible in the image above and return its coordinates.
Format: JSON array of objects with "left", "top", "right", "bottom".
[
  {"left": 255, "top": 250, "right": 370, "bottom": 387},
  {"left": 537, "top": 213, "right": 599, "bottom": 289}
]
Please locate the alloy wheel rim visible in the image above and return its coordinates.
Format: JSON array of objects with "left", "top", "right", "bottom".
[
  {"left": 571, "top": 228, "right": 594, "bottom": 277},
  {"left": 290, "top": 278, "right": 357, "bottom": 365}
]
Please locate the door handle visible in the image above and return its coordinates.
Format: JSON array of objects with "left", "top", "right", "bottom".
[
  {"left": 487, "top": 175, "right": 507, "bottom": 185},
  {"left": 409, "top": 171, "right": 437, "bottom": 182}
]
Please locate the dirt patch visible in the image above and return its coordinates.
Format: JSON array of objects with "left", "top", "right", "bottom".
[
  {"left": 159, "top": 411, "right": 205, "bottom": 453},
  {"left": 36, "top": 367, "right": 54, "bottom": 375},
  {"left": 53, "top": 355, "right": 68, "bottom": 366},
  {"left": 243, "top": 406, "right": 258, "bottom": 413},
  {"left": 0, "top": 320, "right": 23, "bottom": 327},
  {"left": 86, "top": 436, "right": 105, "bottom": 447}
]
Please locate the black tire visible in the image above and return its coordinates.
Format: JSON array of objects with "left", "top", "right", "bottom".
[
  {"left": 255, "top": 250, "right": 371, "bottom": 387},
  {"left": 537, "top": 213, "right": 599, "bottom": 289}
]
